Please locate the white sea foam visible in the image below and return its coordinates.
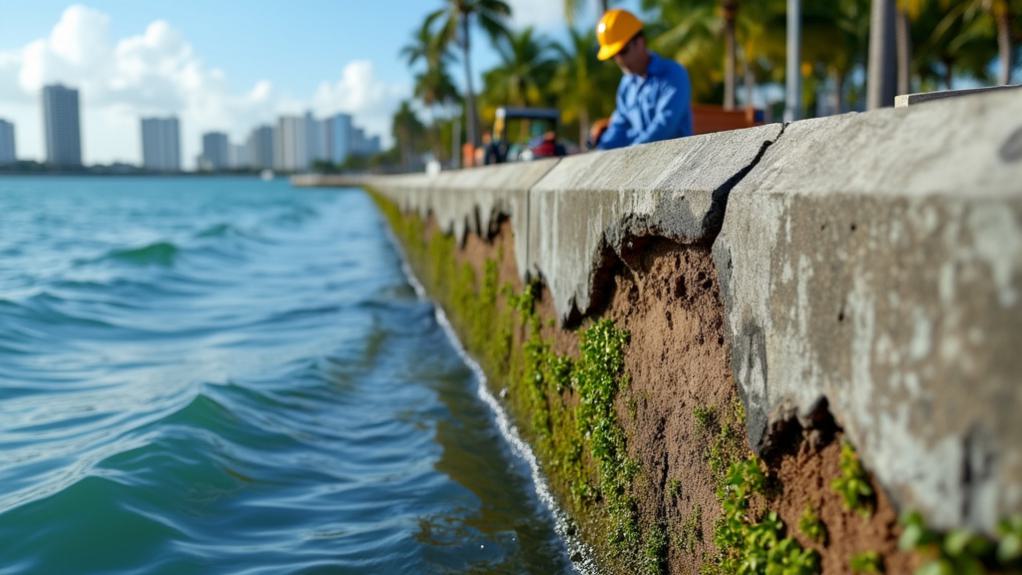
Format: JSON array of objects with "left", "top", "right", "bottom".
[{"left": 385, "top": 226, "right": 596, "bottom": 575}]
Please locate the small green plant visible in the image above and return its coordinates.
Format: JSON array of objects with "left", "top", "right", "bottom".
[
  {"left": 897, "top": 511, "right": 1022, "bottom": 575},
  {"left": 799, "top": 505, "right": 827, "bottom": 544},
  {"left": 677, "top": 504, "right": 703, "bottom": 553},
  {"left": 694, "top": 405, "right": 716, "bottom": 433},
  {"left": 998, "top": 515, "right": 1022, "bottom": 564},
  {"left": 831, "top": 441, "right": 874, "bottom": 517},
  {"left": 707, "top": 422, "right": 743, "bottom": 477},
  {"left": 668, "top": 478, "right": 682, "bottom": 500},
  {"left": 850, "top": 551, "right": 883, "bottom": 573},
  {"left": 708, "top": 456, "right": 819, "bottom": 575},
  {"left": 642, "top": 523, "right": 668, "bottom": 575}
]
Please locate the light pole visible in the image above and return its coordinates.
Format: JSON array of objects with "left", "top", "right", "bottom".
[
  {"left": 868, "top": 0, "right": 897, "bottom": 109},
  {"left": 784, "top": 0, "right": 802, "bottom": 122}
]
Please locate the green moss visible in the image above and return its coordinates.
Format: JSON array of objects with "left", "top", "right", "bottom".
[
  {"left": 899, "top": 511, "right": 1022, "bottom": 575},
  {"left": 831, "top": 441, "right": 874, "bottom": 518},
  {"left": 370, "top": 193, "right": 735, "bottom": 575},
  {"left": 677, "top": 504, "right": 704, "bottom": 554},
  {"left": 850, "top": 551, "right": 883, "bottom": 573},
  {"left": 642, "top": 523, "right": 669, "bottom": 575},
  {"left": 799, "top": 505, "right": 827, "bottom": 545},
  {"left": 668, "top": 478, "right": 682, "bottom": 500},
  {"left": 694, "top": 405, "right": 716, "bottom": 433}
]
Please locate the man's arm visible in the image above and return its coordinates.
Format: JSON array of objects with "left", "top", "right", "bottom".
[
  {"left": 631, "top": 68, "right": 692, "bottom": 145},
  {"left": 595, "top": 109, "right": 632, "bottom": 150},
  {"left": 595, "top": 80, "right": 633, "bottom": 150}
]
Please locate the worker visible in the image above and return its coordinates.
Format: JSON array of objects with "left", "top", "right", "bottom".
[
  {"left": 590, "top": 9, "right": 693, "bottom": 150},
  {"left": 480, "top": 130, "right": 507, "bottom": 165}
]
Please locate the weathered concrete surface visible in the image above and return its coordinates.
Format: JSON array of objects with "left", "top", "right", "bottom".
[
  {"left": 714, "top": 90, "right": 1022, "bottom": 533},
  {"left": 368, "top": 160, "right": 559, "bottom": 280},
  {"left": 290, "top": 174, "right": 371, "bottom": 188},
  {"left": 894, "top": 84, "right": 1021, "bottom": 108},
  {"left": 528, "top": 124, "right": 783, "bottom": 323}
]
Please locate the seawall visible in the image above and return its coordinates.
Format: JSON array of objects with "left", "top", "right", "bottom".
[{"left": 297, "top": 89, "right": 1022, "bottom": 574}]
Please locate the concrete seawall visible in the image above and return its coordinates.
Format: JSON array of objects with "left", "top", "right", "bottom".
[{"left": 297, "top": 89, "right": 1022, "bottom": 570}]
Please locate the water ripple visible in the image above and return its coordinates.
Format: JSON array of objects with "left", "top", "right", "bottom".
[{"left": 0, "top": 176, "right": 572, "bottom": 574}]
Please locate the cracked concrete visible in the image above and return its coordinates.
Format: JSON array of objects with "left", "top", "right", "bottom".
[
  {"left": 713, "top": 89, "right": 1022, "bottom": 533},
  {"left": 296, "top": 88, "right": 1022, "bottom": 534},
  {"left": 527, "top": 124, "right": 783, "bottom": 323}
]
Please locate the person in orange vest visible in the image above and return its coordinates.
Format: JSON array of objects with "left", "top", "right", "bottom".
[{"left": 590, "top": 9, "right": 694, "bottom": 150}]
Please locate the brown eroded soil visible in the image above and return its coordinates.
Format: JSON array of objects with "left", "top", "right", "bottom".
[{"left": 416, "top": 212, "right": 910, "bottom": 574}]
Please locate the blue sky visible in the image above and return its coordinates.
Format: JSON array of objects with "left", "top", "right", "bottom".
[{"left": 0, "top": 0, "right": 639, "bottom": 166}]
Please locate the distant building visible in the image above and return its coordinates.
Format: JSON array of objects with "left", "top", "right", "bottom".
[
  {"left": 200, "top": 131, "right": 229, "bottom": 170},
  {"left": 228, "top": 143, "right": 247, "bottom": 169},
  {"left": 140, "top": 116, "right": 181, "bottom": 172},
  {"left": 245, "top": 125, "right": 274, "bottom": 170},
  {"left": 42, "top": 84, "right": 83, "bottom": 167},
  {"left": 349, "top": 126, "right": 380, "bottom": 157},
  {"left": 0, "top": 119, "right": 15, "bottom": 165},
  {"left": 326, "top": 113, "right": 352, "bottom": 165},
  {"left": 305, "top": 111, "right": 329, "bottom": 166},
  {"left": 274, "top": 115, "right": 309, "bottom": 172},
  {"left": 271, "top": 111, "right": 379, "bottom": 171}
]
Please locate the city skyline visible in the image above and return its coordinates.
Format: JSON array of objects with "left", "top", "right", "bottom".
[
  {"left": 0, "top": 2, "right": 606, "bottom": 169},
  {"left": 0, "top": 81, "right": 384, "bottom": 172}
]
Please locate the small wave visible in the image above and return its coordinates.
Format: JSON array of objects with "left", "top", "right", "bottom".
[
  {"left": 194, "top": 223, "right": 234, "bottom": 239},
  {"left": 106, "top": 241, "right": 179, "bottom": 267}
]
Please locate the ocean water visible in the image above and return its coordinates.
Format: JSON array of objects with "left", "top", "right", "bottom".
[{"left": 0, "top": 176, "right": 571, "bottom": 574}]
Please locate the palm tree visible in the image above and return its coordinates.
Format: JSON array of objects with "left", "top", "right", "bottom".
[
  {"left": 643, "top": 0, "right": 723, "bottom": 101},
  {"left": 392, "top": 100, "right": 427, "bottom": 169},
  {"left": 644, "top": 0, "right": 770, "bottom": 110},
  {"left": 551, "top": 27, "right": 619, "bottom": 144},
  {"left": 426, "top": 0, "right": 512, "bottom": 148},
  {"left": 402, "top": 19, "right": 449, "bottom": 72},
  {"left": 910, "top": 0, "right": 999, "bottom": 89},
  {"left": 564, "top": 0, "right": 612, "bottom": 23},
  {"left": 485, "top": 28, "right": 557, "bottom": 107},
  {"left": 402, "top": 20, "right": 460, "bottom": 161},
  {"left": 803, "top": 0, "right": 870, "bottom": 112},
  {"left": 962, "top": 0, "right": 1018, "bottom": 84},
  {"left": 722, "top": 0, "right": 740, "bottom": 109}
]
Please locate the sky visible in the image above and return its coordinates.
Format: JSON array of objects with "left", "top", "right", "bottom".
[{"left": 0, "top": 0, "right": 633, "bottom": 168}]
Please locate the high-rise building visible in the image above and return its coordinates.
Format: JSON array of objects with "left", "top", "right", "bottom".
[
  {"left": 351, "top": 126, "right": 381, "bottom": 157},
  {"left": 0, "top": 119, "right": 15, "bottom": 165},
  {"left": 274, "top": 115, "right": 309, "bottom": 172},
  {"left": 327, "top": 113, "right": 352, "bottom": 165},
  {"left": 200, "top": 131, "right": 229, "bottom": 170},
  {"left": 305, "top": 111, "right": 328, "bottom": 166},
  {"left": 42, "top": 84, "right": 83, "bottom": 167},
  {"left": 245, "top": 125, "right": 274, "bottom": 170},
  {"left": 140, "top": 116, "right": 181, "bottom": 172},
  {"left": 270, "top": 111, "right": 379, "bottom": 171},
  {"left": 228, "top": 143, "right": 246, "bottom": 169}
]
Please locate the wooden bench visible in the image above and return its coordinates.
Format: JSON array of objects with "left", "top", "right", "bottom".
[{"left": 692, "top": 105, "right": 764, "bottom": 135}]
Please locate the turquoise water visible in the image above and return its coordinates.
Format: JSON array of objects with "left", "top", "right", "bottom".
[{"left": 0, "top": 177, "right": 571, "bottom": 574}]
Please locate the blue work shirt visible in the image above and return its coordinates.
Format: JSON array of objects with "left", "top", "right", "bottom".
[{"left": 597, "top": 53, "right": 693, "bottom": 150}]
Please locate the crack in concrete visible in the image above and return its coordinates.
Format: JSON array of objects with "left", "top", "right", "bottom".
[{"left": 701, "top": 122, "right": 789, "bottom": 242}]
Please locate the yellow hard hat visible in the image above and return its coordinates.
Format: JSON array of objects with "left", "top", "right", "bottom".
[{"left": 596, "top": 9, "right": 644, "bottom": 61}]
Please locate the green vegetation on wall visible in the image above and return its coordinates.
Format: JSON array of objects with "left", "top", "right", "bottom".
[
  {"left": 370, "top": 191, "right": 1022, "bottom": 575},
  {"left": 370, "top": 191, "right": 664, "bottom": 573}
]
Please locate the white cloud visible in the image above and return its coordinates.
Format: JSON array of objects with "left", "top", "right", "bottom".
[
  {"left": 507, "top": 0, "right": 570, "bottom": 30},
  {"left": 0, "top": 5, "right": 405, "bottom": 166},
  {"left": 312, "top": 61, "right": 408, "bottom": 144}
]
